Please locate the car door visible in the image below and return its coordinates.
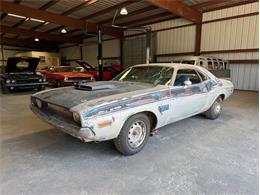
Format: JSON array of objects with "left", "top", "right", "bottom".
[{"left": 167, "top": 68, "right": 209, "bottom": 123}]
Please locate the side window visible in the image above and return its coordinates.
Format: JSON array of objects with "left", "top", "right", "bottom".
[
  {"left": 174, "top": 69, "right": 202, "bottom": 86},
  {"left": 196, "top": 70, "right": 209, "bottom": 81}
]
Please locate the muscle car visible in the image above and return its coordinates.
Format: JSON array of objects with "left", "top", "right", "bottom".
[
  {"left": 39, "top": 66, "right": 94, "bottom": 87},
  {"left": 30, "top": 63, "right": 234, "bottom": 155},
  {"left": 1, "top": 57, "right": 48, "bottom": 93}
]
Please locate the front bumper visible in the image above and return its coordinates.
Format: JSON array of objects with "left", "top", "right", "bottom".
[
  {"left": 30, "top": 104, "right": 95, "bottom": 142},
  {"left": 6, "top": 82, "right": 48, "bottom": 87}
]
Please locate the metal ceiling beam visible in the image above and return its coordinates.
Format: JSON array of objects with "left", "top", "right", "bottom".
[
  {"left": 81, "top": 0, "right": 137, "bottom": 20},
  {"left": 0, "top": 37, "right": 58, "bottom": 50},
  {"left": 121, "top": 12, "right": 172, "bottom": 26},
  {"left": 0, "top": 1, "right": 122, "bottom": 38},
  {"left": 145, "top": 0, "right": 202, "bottom": 23},
  {"left": 0, "top": 0, "right": 22, "bottom": 30},
  {"left": 0, "top": 25, "right": 82, "bottom": 43}
]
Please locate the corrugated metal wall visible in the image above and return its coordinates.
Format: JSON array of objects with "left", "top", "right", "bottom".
[
  {"left": 59, "top": 38, "right": 120, "bottom": 67},
  {"left": 155, "top": 2, "right": 259, "bottom": 91}
]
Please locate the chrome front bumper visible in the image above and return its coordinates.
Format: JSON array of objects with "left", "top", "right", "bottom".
[
  {"left": 6, "top": 82, "right": 48, "bottom": 87},
  {"left": 30, "top": 104, "right": 95, "bottom": 142}
]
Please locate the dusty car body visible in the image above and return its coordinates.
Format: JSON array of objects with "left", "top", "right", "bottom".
[
  {"left": 39, "top": 66, "right": 94, "bottom": 87},
  {"left": 30, "top": 63, "right": 234, "bottom": 155},
  {"left": 1, "top": 57, "right": 48, "bottom": 93}
]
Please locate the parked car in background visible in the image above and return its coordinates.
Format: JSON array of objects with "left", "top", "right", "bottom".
[
  {"left": 1, "top": 57, "right": 48, "bottom": 93},
  {"left": 30, "top": 63, "right": 234, "bottom": 155},
  {"left": 39, "top": 66, "right": 94, "bottom": 87},
  {"left": 172, "top": 56, "right": 230, "bottom": 79},
  {"left": 75, "top": 60, "right": 123, "bottom": 80}
]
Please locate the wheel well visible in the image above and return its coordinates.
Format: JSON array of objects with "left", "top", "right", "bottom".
[
  {"left": 142, "top": 111, "right": 158, "bottom": 131},
  {"left": 219, "top": 94, "right": 225, "bottom": 100}
]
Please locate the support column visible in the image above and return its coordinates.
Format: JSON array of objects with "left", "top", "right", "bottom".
[
  {"left": 80, "top": 45, "right": 83, "bottom": 60},
  {"left": 119, "top": 38, "right": 123, "bottom": 67},
  {"left": 97, "top": 27, "right": 103, "bottom": 81},
  {"left": 195, "top": 22, "right": 202, "bottom": 56},
  {"left": 146, "top": 29, "right": 152, "bottom": 64}
]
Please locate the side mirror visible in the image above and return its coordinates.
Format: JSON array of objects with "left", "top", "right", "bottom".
[{"left": 184, "top": 80, "right": 192, "bottom": 86}]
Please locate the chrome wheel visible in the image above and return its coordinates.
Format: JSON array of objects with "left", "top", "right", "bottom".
[
  {"left": 214, "top": 100, "right": 222, "bottom": 115},
  {"left": 128, "top": 120, "right": 146, "bottom": 148}
]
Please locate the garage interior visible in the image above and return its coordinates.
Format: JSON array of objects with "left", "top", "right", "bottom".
[{"left": 0, "top": 0, "right": 259, "bottom": 194}]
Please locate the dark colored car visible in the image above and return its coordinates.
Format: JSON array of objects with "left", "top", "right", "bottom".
[{"left": 1, "top": 57, "right": 48, "bottom": 93}]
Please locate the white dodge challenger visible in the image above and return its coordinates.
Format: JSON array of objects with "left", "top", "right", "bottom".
[{"left": 30, "top": 63, "right": 234, "bottom": 155}]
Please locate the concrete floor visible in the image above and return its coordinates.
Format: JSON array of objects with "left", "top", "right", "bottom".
[{"left": 0, "top": 90, "right": 258, "bottom": 195}]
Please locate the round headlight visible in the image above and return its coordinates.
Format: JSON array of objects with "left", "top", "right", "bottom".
[
  {"left": 6, "top": 79, "right": 10, "bottom": 84},
  {"left": 11, "top": 80, "right": 16, "bottom": 83},
  {"left": 90, "top": 76, "right": 95, "bottom": 81},
  {"left": 73, "top": 112, "right": 81, "bottom": 124},
  {"left": 64, "top": 77, "right": 68, "bottom": 81},
  {"left": 43, "top": 78, "right": 47, "bottom": 82},
  {"left": 39, "top": 79, "right": 42, "bottom": 82},
  {"left": 35, "top": 99, "right": 42, "bottom": 108}
]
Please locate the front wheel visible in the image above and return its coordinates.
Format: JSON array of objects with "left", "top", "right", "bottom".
[
  {"left": 204, "top": 96, "right": 223, "bottom": 120},
  {"left": 113, "top": 113, "right": 150, "bottom": 155}
]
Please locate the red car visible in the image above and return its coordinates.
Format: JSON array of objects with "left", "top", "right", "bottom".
[
  {"left": 39, "top": 66, "right": 94, "bottom": 87},
  {"left": 75, "top": 60, "right": 123, "bottom": 80}
]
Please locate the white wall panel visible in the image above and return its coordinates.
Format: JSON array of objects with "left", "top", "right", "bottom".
[
  {"left": 157, "top": 25, "right": 196, "bottom": 54},
  {"left": 230, "top": 64, "right": 258, "bottom": 91},
  {"left": 203, "top": 2, "right": 259, "bottom": 21},
  {"left": 201, "top": 15, "right": 259, "bottom": 51}
]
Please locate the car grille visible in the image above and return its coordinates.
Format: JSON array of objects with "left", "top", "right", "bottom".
[
  {"left": 67, "top": 77, "right": 91, "bottom": 81},
  {"left": 32, "top": 97, "right": 79, "bottom": 127},
  {"left": 16, "top": 78, "right": 40, "bottom": 84}
]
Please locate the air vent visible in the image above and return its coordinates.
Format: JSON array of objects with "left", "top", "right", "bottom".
[{"left": 75, "top": 83, "right": 116, "bottom": 91}]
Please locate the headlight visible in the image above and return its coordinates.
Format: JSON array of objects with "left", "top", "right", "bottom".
[
  {"left": 35, "top": 99, "right": 42, "bottom": 108},
  {"left": 73, "top": 112, "right": 81, "bottom": 124},
  {"left": 39, "top": 79, "right": 42, "bottom": 82},
  {"left": 11, "top": 80, "right": 16, "bottom": 83},
  {"left": 43, "top": 77, "right": 47, "bottom": 82},
  {"left": 90, "top": 76, "right": 95, "bottom": 81},
  {"left": 6, "top": 79, "right": 10, "bottom": 84},
  {"left": 64, "top": 77, "right": 68, "bottom": 81}
]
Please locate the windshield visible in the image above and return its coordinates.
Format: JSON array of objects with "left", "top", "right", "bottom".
[{"left": 113, "top": 66, "right": 174, "bottom": 85}]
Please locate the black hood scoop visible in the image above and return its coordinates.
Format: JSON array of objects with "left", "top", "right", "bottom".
[{"left": 75, "top": 82, "right": 116, "bottom": 91}]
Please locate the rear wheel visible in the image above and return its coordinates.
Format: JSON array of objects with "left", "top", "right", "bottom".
[
  {"left": 204, "top": 96, "right": 223, "bottom": 120},
  {"left": 113, "top": 113, "right": 150, "bottom": 155}
]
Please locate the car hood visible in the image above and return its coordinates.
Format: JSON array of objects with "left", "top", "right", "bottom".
[
  {"left": 33, "top": 81, "right": 165, "bottom": 109},
  {"left": 5, "top": 57, "right": 40, "bottom": 73}
]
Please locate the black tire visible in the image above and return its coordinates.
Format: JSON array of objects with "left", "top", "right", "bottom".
[
  {"left": 204, "top": 96, "right": 223, "bottom": 120},
  {"left": 113, "top": 113, "right": 150, "bottom": 155},
  {"left": 56, "top": 80, "right": 62, "bottom": 88},
  {"left": 1, "top": 83, "right": 9, "bottom": 94},
  {"left": 37, "top": 86, "right": 45, "bottom": 91}
]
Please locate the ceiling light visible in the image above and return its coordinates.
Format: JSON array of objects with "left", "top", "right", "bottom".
[
  {"left": 61, "top": 28, "right": 67, "bottom": 34},
  {"left": 8, "top": 14, "right": 26, "bottom": 19},
  {"left": 30, "top": 18, "right": 45, "bottom": 23},
  {"left": 120, "top": 7, "right": 128, "bottom": 15},
  {"left": 34, "top": 38, "right": 39, "bottom": 42}
]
